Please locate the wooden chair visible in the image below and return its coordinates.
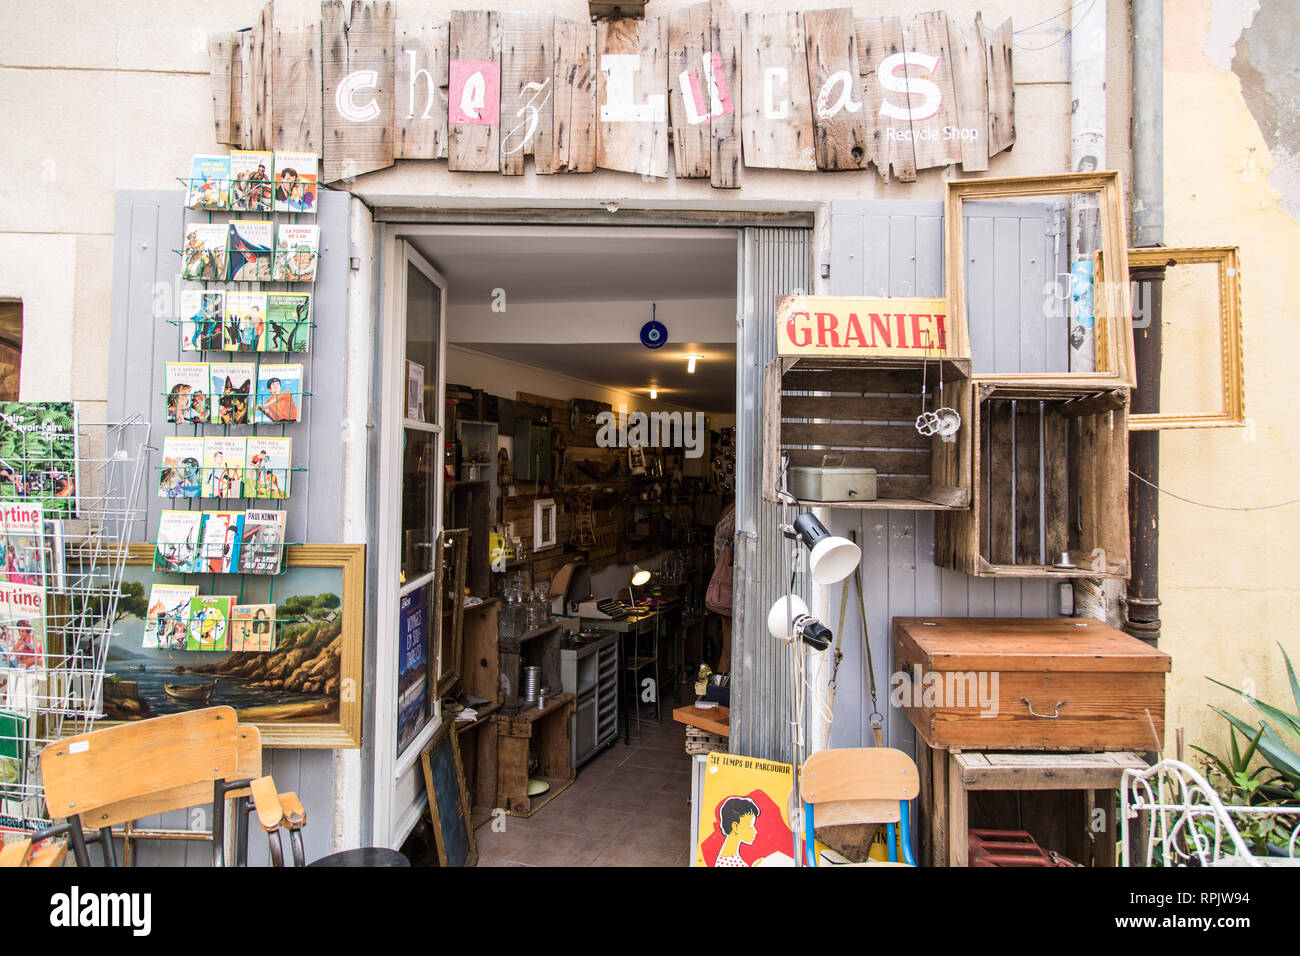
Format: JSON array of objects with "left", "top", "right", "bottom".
[
  {"left": 38, "top": 706, "right": 282, "bottom": 867},
  {"left": 801, "top": 747, "right": 920, "bottom": 867}
]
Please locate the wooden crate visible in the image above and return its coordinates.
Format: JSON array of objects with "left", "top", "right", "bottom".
[
  {"left": 762, "top": 356, "right": 972, "bottom": 510},
  {"left": 496, "top": 693, "right": 576, "bottom": 816},
  {"left": 893, "top": 617, "right": 1170, "bottom": 752},
  {"left": 935, "top": 381, "right": 1130, "bottom": 578}
]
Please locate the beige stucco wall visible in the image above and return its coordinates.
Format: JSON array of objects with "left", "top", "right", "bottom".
[{"left": 1160, "top": 3, "right": 1300, "bottom": 760}]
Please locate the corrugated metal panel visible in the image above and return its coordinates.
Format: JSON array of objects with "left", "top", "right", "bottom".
[
  {"left": 823, "top": 200, "right": 1059, "bottom": 758},
  {"left": 732, "top": 227, "right": 812, "bottom": 762},
  {"left": 105, "top": 191, "right": 349, "bottom": 865}
]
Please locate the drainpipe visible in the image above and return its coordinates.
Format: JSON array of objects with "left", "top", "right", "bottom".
[{"left": 1126, "top": 0, "right": 1164, "bottom": 647}]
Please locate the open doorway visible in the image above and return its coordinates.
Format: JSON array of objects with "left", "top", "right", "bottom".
[{"left": 407, "top": 225, "right": 737, "bottom": 867}]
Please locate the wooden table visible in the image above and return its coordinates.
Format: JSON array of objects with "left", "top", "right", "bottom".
[{"left": 918, "top": 740, "right": 1148, "bottom": 866}]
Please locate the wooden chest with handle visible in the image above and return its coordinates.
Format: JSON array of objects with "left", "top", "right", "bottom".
[{"left": 892, "top": 617, "right": 1171, "bottom": 751}]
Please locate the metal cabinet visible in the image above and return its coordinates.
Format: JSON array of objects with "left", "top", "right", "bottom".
[{"left": 561, "top": 629, "right": 619, "bottom": 767}]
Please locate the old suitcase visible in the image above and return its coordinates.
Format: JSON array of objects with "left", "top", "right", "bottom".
[{"left": 892, "top": 617, "right": 1171, "bottom": 751}]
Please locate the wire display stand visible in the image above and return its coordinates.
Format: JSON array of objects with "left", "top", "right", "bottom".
[{"left": 0, "top": 415, "right": 151, "bottom": 836}]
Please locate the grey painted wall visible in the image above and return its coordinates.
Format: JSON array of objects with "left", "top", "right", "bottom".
[{"left": 106, "top": 189, "right": 351, "bottom": 865}]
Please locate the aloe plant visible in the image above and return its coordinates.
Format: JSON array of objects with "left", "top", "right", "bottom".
[{"left": 1203, "top": 643, "right": 1300, "bottom": 802}]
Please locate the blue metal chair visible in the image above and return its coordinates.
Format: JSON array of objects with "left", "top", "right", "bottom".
[{"left": 800, "top": 747, "right": 920, "bottom": 867}]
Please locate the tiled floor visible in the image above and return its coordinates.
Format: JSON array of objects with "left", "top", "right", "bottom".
[{"left": 477, "top": 715, "right": 694, "bottom": 867}]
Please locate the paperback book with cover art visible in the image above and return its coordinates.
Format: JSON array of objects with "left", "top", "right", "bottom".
[
  {"left": 265, "top": 292, "right": 311, "bottom": 353},
  {"left": 140, "top": 583, "right": 197, "bottom": 650},
  {"left": 255, "top": 364, "right": 303, "bottom": 424},
  {"left": 244, "top": 437, "right": 291, "bottom": 499},
  {"left": 273, "top": 152, "right": 318, "bottom": 213},
  {"left": 223, "top": 292, "right": 267, "bottom": 353},
  {"left": 159, "top": 436, "right": 204, "bottom": 498},
  {"left": 186, "top": 594, "right": 231, "bottom": 651},
  {"left": 186, "top": 154, "right": 231, "bottom": 210},
  {"left": 0, "top": 581, "right": 46, "bottom": 673},
  {"left": 164, "top": 363, "right": 210, "bottom": 425},
  {"left": 182, "top": 223, "right": 228, "bottom": 281},
  {"left": 226, "top": 220, "right": 274, "bottom": 282},
  {"left": 0, "top": 402, "right": 79, "bottom": 519},
  {"left": 153, "top": 510, "right": 205, "bottom": 574},
  {"left": 210, "top": 362, "right": 254, "bottom": 425},
  {"left": 0, "top": 709, "right": 28, "bottom": 800},
  {"left": 0, "top": 503, "right": 45, "bottom": 589},
  {"left": 273, "top": 225, "right": 319, "bottom": 283},
  {"left": 180, "top": 290, "right": 224, "bottom": 353},
  {"left": 229, "top": 150, "right": 273, "bottom": 212},
  {"left": 238, "top": 509, "right": 285, "bottom": 575},
  {"left": 202, "top": 437, "right": 246, "bottom": 499},
  {"left": 230, "top": 603, "right": 277, "bottom": 652},
  {"left": 199, "top": 510, "right": 243, "bottom": 574}
]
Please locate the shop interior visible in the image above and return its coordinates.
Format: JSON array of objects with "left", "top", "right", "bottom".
[{"left": 409, "top": 226, "right": 738, "bottom": 866}]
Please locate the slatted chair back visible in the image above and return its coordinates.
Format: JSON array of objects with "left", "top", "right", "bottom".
[
  {"left": 801, "top": 747, "right": 920, "bottom": 866},
  {"left": 40, "top": 707, "right": 243, "bottom": 865}
]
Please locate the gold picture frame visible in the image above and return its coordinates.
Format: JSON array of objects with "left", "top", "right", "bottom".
[
  {"left": 1102, "top": 246, "right": 1245, "bottom": 430},
  {"left": 111, "top": 542, "right": 365, "bottom": 748},
  {"left": 944, "top": 171, "right": 1136, "bottom": 387}
]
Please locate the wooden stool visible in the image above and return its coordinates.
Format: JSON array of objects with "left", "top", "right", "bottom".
[{"left": 918, "top": 742, "right": 1147, "bottom": 867}]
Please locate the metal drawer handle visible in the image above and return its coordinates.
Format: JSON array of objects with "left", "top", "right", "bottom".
[{"left": 1021, "top": 696, "right": 1065, "bottom": 719}]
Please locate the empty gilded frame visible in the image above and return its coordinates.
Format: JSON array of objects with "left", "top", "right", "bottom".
[
  {"left": 1105, "top": 246, "right": 1245, "bottom": 430},
  {"left": 944, "top": 171, "right": 1136, "bottom": 387}
]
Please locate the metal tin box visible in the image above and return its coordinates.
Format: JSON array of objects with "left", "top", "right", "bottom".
[{"left": 787, "top": 456, "right": 877, "bottom": 502}]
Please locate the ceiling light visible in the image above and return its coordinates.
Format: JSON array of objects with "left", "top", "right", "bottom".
[
  {"left": 683, "top": 353, "right": 703, "bottom": 373},
  {"left": 649, "top": 386, "right": 658, "bottom": 399}
]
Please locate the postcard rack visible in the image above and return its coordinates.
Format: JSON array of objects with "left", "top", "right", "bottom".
[{"left": 1, "top": 416, "right": 151, "bottom": 833}]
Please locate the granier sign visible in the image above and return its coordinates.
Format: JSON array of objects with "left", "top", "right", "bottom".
[{"left": 776, "top": 296, "right": 952, "bottom": 358}]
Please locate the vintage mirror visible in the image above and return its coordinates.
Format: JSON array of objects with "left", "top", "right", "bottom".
[
  {"left": 433, "top": 528, "right": 468, "bottom": 696},
  {"left": 945, "top": 172, "right": 1135, "bottom": 387}
]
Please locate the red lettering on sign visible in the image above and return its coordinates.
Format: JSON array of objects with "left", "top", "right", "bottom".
[
  {"left": 893, "top": 314, "right": 909, "bottom": 349},
  {"left": 910, "top": 314, "right": 932, "bottom": 350},
  {"left": 786, "top": 311, "right": 812, "bottom": 347},
  {"left": 933, "top": 313, "right": 947, "bottom": 349},
  {"left": 869, "top": 313, "right": 891, "bottom": 347},
  {"left": 815, "top": 313, "right": 840, "bottom": 348},
  {"left": 843, "top": 313, "right": 868, "bottom": 349}
]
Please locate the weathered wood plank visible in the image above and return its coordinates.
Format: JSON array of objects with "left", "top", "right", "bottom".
[
  {"left": 1014, "top": 400, "right": 1041, "bottom": 565},
  {"left": 946, "top": 13, "right": 989, "bottom": 172},
  {"left": 741, "top": 12, "right": 815, "bottom": 171},
  {"left": 985, "top": 16, "right": 1015, "bottom": 156},
  {"left": 209, "top": 35, "right": 233, "bottom": 146},
  {"left": 257, "top": 4, "right": 275, "bottom": 152},
  {"left": 549, "top": 17, "right": 598, "bottom": 173},
  {"left": 856, "top": 17, "right": 914, "bottom": 182},
  {"left": 272, "top": 22, "right": 323, "bottom": 155},
  {"left": 449, "top": 9, "right": 502, "bottom": 173},
  {"left": 1043, "top": 405, "right": 1068, "bottom": 561},
  {"left": 804, "top": 8, "right": 870, "bottom": 171},
  {"left": 500, "top": 11, "right": 555, "bottom": 175},
  {"left": 986, "top": 399, "right": 1014, "bottom": 564},
  {"left": 321, "top": 2, "right": 347, "bottom": 175},
  {"left": 668, "top": 2, "right": 711, "bottom": 179},
  {"left": 394, "top": 19, "right": 450, "bottom": 160},
  {"left": 596, "top": 17, "right": 669, "bottom": 179},
  {"left": 902, "top": 12, "right": 961, "bottom": 170},
  {"left": 709, "top": 0, "right": 742, "bottom": 188},
  {"left": 322, "top": 1, "right": 396, "bottom": 182}
]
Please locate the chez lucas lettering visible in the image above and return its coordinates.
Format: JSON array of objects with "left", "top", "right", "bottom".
[{"left": 785, "top": 310, "right": 947, "bottom": 352}]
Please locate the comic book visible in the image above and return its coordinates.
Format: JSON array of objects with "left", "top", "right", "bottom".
[
  {"left": 222, "top": 292, "right": 267, "bottom": 353},
  {"left": 202, "top": 437, "right": 246, "bottom": 500},
  {"left": 186, "top": 595, "right": 232, "bottom": 652},
  {"left": 226, "top": 220, "right": 274, "bottom": 282},
  {"left": 273, "top": 225, "right": 319, "bottom": 283},
  {"left": 264, "top": 292, "right": 311, "bottom": 353},
  {"left": 0, "top": 402, "right": 80, "bottom": 519},
  {"left": 180, "top": 290, "right": 224, "bottom": 353},
  {"left": 153, "top": 510, "right": 206, "bottom": 574},
  {"left": 141, "top": 583, "right": 198, "bottom": 650},
  {"left": 209, "top": 362, "right": 255, "bottom": 425},
  {"left": 159, "top": 436, "right": 204, "bottom": 499},
  {"left": 0, "top": 504, "right": 45, "bottom": 589},
  {"left": 0, "top": 582, "right": 46, "bottom": 673},
  {"left": 238, "top": 509, "right": 285, "bottom": 576},
  {"left": 185, "top": 154, "right": 231, "bottom": 210},
  {"left": 243, "top": 437, "right": 291, "bottom": 499},
  {"left": 181, "top": 223, "right": 228, "bottom": 281},
  {"left": 230, "top": 604, "right": 277, "bottom": 652},
  {"left": 273, "top": 152, "right": 318, "bottom": 214},
  {"left": 254, "top": 364, "right": 303, "bottom": 424},
  {"left": 198, "top": 510, "right": 243, "bottom": 574},
  {"left": 164, "top": 363, "right": 210, "bottom": 425},
  {"left": 229, "top": 150, "right": 273, "bottom": 212}
]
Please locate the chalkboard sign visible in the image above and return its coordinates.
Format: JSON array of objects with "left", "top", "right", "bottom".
[{"left": 421, "top": 719, "right": 476, "bottom": 866}]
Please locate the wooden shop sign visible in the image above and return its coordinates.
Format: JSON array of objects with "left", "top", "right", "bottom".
[
  {"left": 776, "top": 295, "right": 952, "bottom": 358},
  {"left": 211, "top": 2, "right": 1015, "bottom": 187}
]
